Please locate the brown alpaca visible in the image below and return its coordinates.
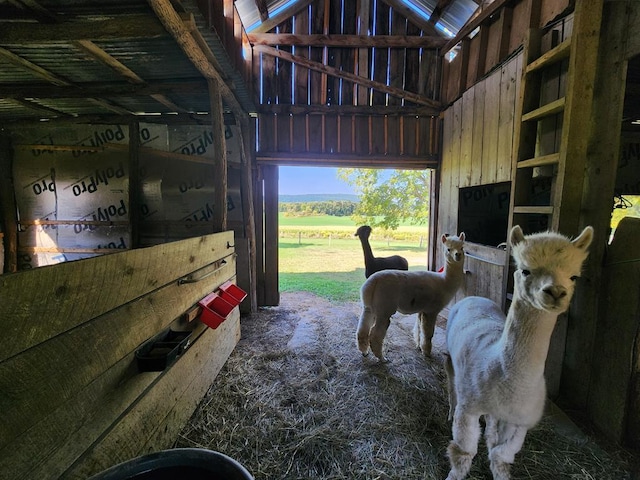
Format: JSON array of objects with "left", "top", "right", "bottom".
[{"left": 354, "top": 225, "right": 409, "bottom": 278}]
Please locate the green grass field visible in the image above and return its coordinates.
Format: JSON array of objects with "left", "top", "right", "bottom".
[{"left": 278, "top": 214, "right": 429, "bottom": 302}]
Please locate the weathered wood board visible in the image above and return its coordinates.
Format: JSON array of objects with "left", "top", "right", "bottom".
[{"left": 0, "top": 232, "right": 241, "bottom": 480}]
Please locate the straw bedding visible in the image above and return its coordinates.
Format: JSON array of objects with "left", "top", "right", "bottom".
[{"left": 176, "top": 291, "right": 638, "bottom": 479}]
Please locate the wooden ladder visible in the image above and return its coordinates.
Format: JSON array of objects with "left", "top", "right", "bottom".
[
  {"left": 503, "top": 2, "right": 603, "bottom": 395},
  {"left": 509, "top": 28, "right": 572, "bottom": 240},
  {"left": 505, "top": 2, "right": 602, "bottom": 304}
]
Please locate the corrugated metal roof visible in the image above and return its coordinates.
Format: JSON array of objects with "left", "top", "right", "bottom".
[
  {"left": 0, "top": 0, "right": 256, "bottom": 122},
  {"left": 236, "top": 0, "right": 478, "bottom": 36}
]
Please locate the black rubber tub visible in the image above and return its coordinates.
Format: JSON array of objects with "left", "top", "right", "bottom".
[{"left": 88, "top": 448, "right": 254, "bottom": 480}]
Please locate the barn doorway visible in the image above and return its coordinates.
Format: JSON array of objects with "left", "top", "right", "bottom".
[{"left": 275, "top": 165, "right": 431, "bottom": 304}]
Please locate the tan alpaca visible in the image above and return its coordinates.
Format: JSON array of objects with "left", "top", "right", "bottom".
[
  {"left": 357, "top": 232, "right": 466, "bottom": 361},
  {"left": 445, "top": 225, "right": 593, "bottom": 480}
]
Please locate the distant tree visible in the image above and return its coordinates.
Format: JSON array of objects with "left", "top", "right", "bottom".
[
  {"left": 279, "top": 200, "right": 358, "bottom": 217},
  {"left": 337, "top": 168, "right": 431, "bottom": 229}
]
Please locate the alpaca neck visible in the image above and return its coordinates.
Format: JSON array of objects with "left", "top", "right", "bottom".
[
  {"left": 443, "top": 257, "right": 464, "bottom": 281},
  {"left": 500, "top": 294, "right": 558, "bottom": 383},
  {"left": 358, "top": 236, "right": 374, "bottom": 265}
]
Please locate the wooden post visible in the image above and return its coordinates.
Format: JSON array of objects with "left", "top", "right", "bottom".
[
  {"left": 262, "top": 165, "right": 279, "bottom": 306},
  {"left": 583, "top": 0, "right": 633, "bottom": 442},
  {"left": 128, "top": 122, "right": 140, "bottom": 248},
  {"left": 253, "top": 165, "right": 265, "bottom": 306},
  {"left": 209, "top": 78, "right": 228, "bottom": 232},
  {"left": 0, "top": 135, "right": 17, "bottom": 273},
  {"left": 237, "top": 114, "right": 258, "bottom": 313}
]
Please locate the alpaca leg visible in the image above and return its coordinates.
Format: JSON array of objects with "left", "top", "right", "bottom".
[
  {"left": 413, "top": 316, "right": 421, "bottom": 350},
  {"left": 444, "top": 353, "right": 457, "bottom": 421},
  {"left": 446, "top": 409, "right": 481, "bottom": 480},
  {"left": 485, "top": 417, "right": 527, "bottom": 480},
  {"left": 369, "top": 315, "right": 391, "bottom": 361},
  {"left": 356, "top": 307, "right": 375, "bottom": 356},
  {"left": 416, "top": 311, "right": 437, "bottom": 356}
]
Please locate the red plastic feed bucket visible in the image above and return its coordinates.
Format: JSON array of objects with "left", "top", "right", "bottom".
[
  {"left": 198, "top": 292, "right": 235, "bottom": 329},
  {"left": 219, "top": 281, "right": 247, "bottom": 305}
]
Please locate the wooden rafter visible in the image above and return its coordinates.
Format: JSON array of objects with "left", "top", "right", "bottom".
[
  {"left": 8, "top": 98, "right": 73, "bottom": 117},
  {"left": 2, "top": 1, "right": 182, "bottom": 114},
  {"left": 250, "top": 0, "right": 315, "bottom": 34},
  {"left": 248, "top": 33, "right": 447, "bottom": 48},
  {"left": 0, "top": 46, "right": 132, "bottom": 115},
  {"left": 0, "top": 15, "right": 188, "bottom": 43},
  {"left": 253, "top": 44, "right": 442, "bottom": 109},
  {"left": 0, "top": 80, "right": 208, "bottom": 99},
  {"left": 147, "top": 0, "right": 246, "bottom": 115},
  {"left": 381, "top": 0, "right": 441, "bottom": 36},
  {"left": 73, "top": 39, "right": 187, "bottom": 112}
]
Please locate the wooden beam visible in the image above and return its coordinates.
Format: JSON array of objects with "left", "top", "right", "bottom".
[
  {"left": 0, "top": 46, "right": 133, "bottom": 115},
  {"left": 236, "top": 115, "right": 258, "bottom": 313},
  {"left": 442, "top": 0, "right": 510, "bottom": 53},
  {"left": 0, "top": 46, "right": 71, "bottom": 86},
  {"left": 0, "top": 80, "right": 209, "bottom": 99},
  {"left": 259, "top": 104, "right": 440, "bottom": 116},
  {"left": 253, "top": 44, "right": 443, "bottom": 109},
  {"left": 381, "top": 0, "right": 440, "bottom": 36},
  {"left": 250, "top": 0, "right": 315, "bottom": 34},
  {"left": 72, "top": 40, "right": 187, "bottom": 112},
  {"left": 256, "top": 152, "right": 438, "bottom": 168},
  {"left": 209, "top": 79, "right": 228, "bottom": 232},
  {"left": 8, "top": 98, "right": 73, "bottom": 117},
  {"left": 248, "top": 33, "right": 447, "bottom": 48},
  {"left": 0, "top": 15, "right": 193, "bottom": 43},
  {"left": 146, "top": 0, "right": 246, "bottom": 116}
]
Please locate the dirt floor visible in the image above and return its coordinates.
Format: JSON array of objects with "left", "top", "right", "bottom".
[{"left": 176, "top": 291, "right": 639, "bottom": 480}]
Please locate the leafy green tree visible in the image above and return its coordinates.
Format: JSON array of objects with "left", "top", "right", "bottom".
[{"left": 337, "top": 168, "right": 431, "bottom": 229}]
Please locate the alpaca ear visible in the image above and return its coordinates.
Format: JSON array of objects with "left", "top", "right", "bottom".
[
  {"left": 458, "top": 232, "right": 465, "bottom": 242},
  {"left": 509, "top": 225, "right": 525, "bottom": 248},
  {"left": 441, "top": 234, "right": 448, "bottom": 243},
  {"left": 572, "top": 226, "right": 594, "bottom": 251}
]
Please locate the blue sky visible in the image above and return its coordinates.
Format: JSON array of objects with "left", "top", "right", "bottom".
[{"left": 279, "top": 166, "right": 356, "bottom": 195}]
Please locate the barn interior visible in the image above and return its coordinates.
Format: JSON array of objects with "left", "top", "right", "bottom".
[{"left": 1, "top": 0, "right": 639, "bottom": 478}]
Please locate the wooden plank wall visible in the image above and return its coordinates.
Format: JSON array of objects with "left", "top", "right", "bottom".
[
  {"left": 254, "top": 0, "right": 441, "bottom": 167},
  {"left": 0, "top": 232, "right": 241, "bottom": 479},
  {"left": 257, "top": 113, "right": 439, "bottom": 167},
  {"left": 437, "top": 52, "right": 521, "bottom": 306},
  {"left": 442, "top": 0, "right": 570, "bottom": 105}
]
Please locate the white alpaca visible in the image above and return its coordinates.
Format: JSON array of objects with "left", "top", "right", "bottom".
[
  {"left": 444, "top": 225, "right": 593, "bottom": 480},
  {"left": 356, "top": 232, "right": 466, "bottom": 361}
]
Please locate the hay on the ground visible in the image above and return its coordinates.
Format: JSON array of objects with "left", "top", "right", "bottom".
[{"left": 176, "top": 292, "right": 638, "bottom": 480}]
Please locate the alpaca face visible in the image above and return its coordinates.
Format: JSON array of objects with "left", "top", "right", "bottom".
[
  {"left": 442, "top": 232, "right": 466, "bottom": 263},
  {"left": 510, "top": 226, "right": 593, "bottom": 313},
  {"left": 355, "top": 225, "right": 372, "bottom": 238}
]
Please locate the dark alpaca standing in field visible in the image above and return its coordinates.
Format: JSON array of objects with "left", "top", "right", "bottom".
[{"left": 354, "top": 225, "right": 409, "bottom": 278}]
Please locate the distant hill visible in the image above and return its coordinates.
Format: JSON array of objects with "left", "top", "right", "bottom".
[{"left": 279, "top": 193, "right": 359, "bottom": 203}]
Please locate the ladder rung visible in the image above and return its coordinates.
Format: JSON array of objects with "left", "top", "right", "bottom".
[
  {"left": 517, "top": 153, "right": 560, "bottom": 169},
  {"left": 513, "top": 206, "right": 554, "bottom": 215},
  {"left": 526, "top": 39, "right": 571, "bottom": 74},
  {"left": 521, "top": 97, "right": 565, "bottom": 122}
]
